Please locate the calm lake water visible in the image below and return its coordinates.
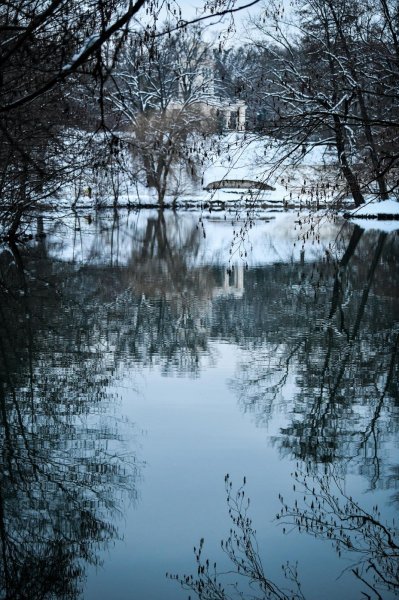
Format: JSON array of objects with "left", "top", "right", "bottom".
[{"left": 1, "top": 209, "right": 398, "bottom": 600}]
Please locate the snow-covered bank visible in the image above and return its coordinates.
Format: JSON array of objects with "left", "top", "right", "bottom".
[
  {"left": 201, "top": 133, "right": 342, "bottom": 209},
  {"left": 345, "top": 198, "right": 399, "bottom": 232},
  {"left": 32, "top": 131, "right": 398, "bottom": 217},
  {"left": 350, "top": 219, "right": 399, "bottom": 233},
  {"left": 347, "top": 198, "right": 399, "bottom": 218},
  {"left": 46, "top": 132, "right": 344, "bottom": 212}
]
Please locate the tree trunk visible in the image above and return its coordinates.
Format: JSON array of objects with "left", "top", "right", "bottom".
[
  {"left": 333, "top": 115, "right": 365, "bottom": 207},
  {"left": 328, "top": 0, "right": 389, "bottom": 199}
]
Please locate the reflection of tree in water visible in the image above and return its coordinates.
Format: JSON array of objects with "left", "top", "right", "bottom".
[
  {"left": 172, "top": 473, "right": 398, "bottom": 600},
  {"left": 0, "top": 241, "right": 139, "bottom": 599},
  {"left": 124, "top": 211, "right": 217, "bottom": 375},
  {"left": 43, "top": 213, "right": 398, "bottom": 484},
  {"left": 228, "top": 225, "right": 399, "bottom": 490},
  {"left": 45, "top": 210, "right": 219, "bottom": 376},
  {"left": 5, "top": 212, "right": 397, "bottom": 597},
  {"left": 30, "top": 214, "right": 398, "bottom": 486},
  {"left": 279, "top": 464, "right": 399, "bottom": 598},
  {"left": 0, "top": 210, "right": 230, "bottom": 597}
]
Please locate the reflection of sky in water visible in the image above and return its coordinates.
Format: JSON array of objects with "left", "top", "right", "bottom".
[
  {"left": 84, "top": 346, "right": 313, "bottom": 600},
  {"left": 85, "top": 341, "right": 397, "bottom": 600}
]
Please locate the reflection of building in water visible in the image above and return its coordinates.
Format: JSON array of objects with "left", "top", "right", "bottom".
[
  {"left": 172, "top": 265, "right": 245, "bottom": 350},
  {"left": 212, "top": 264, "right": 244, "bottom": 299}
]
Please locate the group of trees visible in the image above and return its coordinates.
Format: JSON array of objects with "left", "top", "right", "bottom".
[
  {"left": 1, "top": 3, "right": 398, "bottom": 598},
  {"left": 0, "top": 0, "right": 255, "bottom": 236},
  {"left": 235, "top": 0, "right": 399, "bottom": 204},
  {"left": 1, "top": 0, "right": 398, "bottom": 231},
  {"left": 0, "top": 0, "right": 148, "bottom": 236}
]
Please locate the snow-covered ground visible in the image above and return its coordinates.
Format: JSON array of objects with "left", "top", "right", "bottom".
[
  {"left": 50, "top": 132, "right": 342, "bottom": 211},
  {"left": 37, "top": 131, "right": 399, "bottom": 223},
  {"left": 349, "top": 198, "right": 399, "bottom": 217},
  {"left": 201, "top": 132, "right": 339, "bottom": 208},
  {"left": 346, "top": 198, "right": 399, "bottom": 231}
]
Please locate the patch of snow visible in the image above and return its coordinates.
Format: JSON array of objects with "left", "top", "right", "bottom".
[
  {"left": 348, "top": 198, "right": 399, "bottom": 218},
  {"left": 62, "top": 35, "right": 100, "bottom": 71},
  {"left": 201, "top": 133, "right": 341, "bottom": 208}
]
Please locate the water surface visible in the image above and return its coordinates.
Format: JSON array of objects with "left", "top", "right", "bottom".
[{"left": 1, "top": 210, "right": 398, "bottom": 599}]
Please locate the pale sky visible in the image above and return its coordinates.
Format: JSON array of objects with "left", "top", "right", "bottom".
[{"left": 169, "top": 0, "right": 264, "bottom": 44}]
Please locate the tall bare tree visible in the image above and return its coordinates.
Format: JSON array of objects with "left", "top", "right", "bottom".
[
  {"left": 247, "top": 0, "right": 399, "bottom": 207},
  {"left": 109, "top": 25, "right": 219, "bottom": 202}
]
